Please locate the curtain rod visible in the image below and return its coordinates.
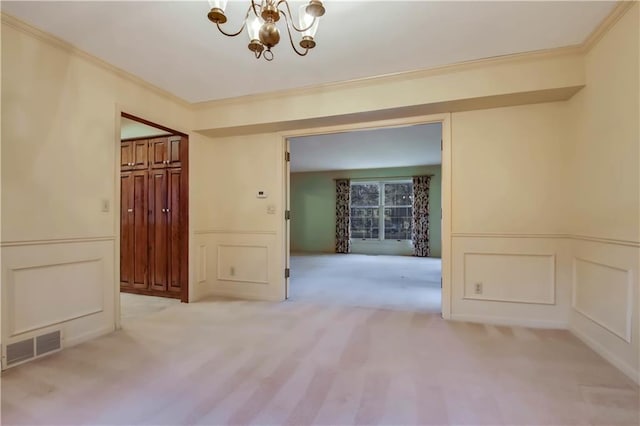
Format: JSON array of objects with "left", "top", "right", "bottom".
[{"left": 332, "top": 174, "right": 434, "bottom": 181}]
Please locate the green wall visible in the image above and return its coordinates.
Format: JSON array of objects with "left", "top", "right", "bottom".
[{"left": 290, "top": 165, "right": 442, "bottom": 257}]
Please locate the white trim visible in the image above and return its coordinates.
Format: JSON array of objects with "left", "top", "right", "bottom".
[
  {"left": 570, "top": 325, "right": 639, "bottom": 385},
  {"left": 451, "top": 314, "right": 567, "bottom": 329},
  {"left": 1, "top": 236, "right": 115, "bottom": 247},
  {"left": 195, "top": 229, "right": 277, "bottom": 235},
  {"left": 451, "top": 232, "right": 640, "bottom": 248}
]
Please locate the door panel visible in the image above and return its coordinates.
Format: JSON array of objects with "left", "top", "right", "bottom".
[
  {"left": 120, "top": 172, "right": 134, "bottom": 287},
  {"left": 121, "top": 141, "right": 134, "bottom": 170},
  {"left": 168, "top": 137, "right": 182, "bottom": 168},
  {"left": 149, "top": 138, "right": 168, "bottom": 169},
  {"left": 132, "top": 171, "right": 148, "bottom": 289},
  {"left": 133, "top": 140, "right": 149, "bottom": 170},
  {"left": 148, "top": 170, "right": 168, "bottom": 291},
  {"left": 167, "top": 169, "right": 182, "bottom": 293}
]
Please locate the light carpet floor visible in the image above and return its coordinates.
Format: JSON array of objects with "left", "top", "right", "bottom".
[
  {"left": 120, "top": 292, "right": 181, "bottom": 321},
  {"left": 289, "top": 254, "right": 441, "bottom": 313},
  {"left": 2, "top": 299, "right": 638, "bottom": 425}
]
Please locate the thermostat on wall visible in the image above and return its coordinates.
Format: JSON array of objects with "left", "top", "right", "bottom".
[{"left": 257, "top": 191, "right": 268, "bottom": 198}]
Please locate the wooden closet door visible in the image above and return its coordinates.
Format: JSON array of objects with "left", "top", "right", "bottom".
[
  {"left": 120, "top": 171, "right": 148, "bottom": 289},
  {"left": 133, "top": 139, "right": 149, "bottom": 170},
  {"left": 149, "top": 170, "right": 168, "bottom": 291},
  {"left": 131, "top": 171, "right": 149, "bottom": 289},
  {"left": 167, "top": 168, "right": 182, "bottom": 293},
  {"left": 121, "top": 141, "right": 134, "bottom": 170},
  {"left": 120, "top": 172, "right": 134, "bottom": 287},
  {"left": 149, "top": 138, "right": 168, "bottom": 169}
]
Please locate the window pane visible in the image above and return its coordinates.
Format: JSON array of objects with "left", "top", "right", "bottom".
[
  {"left": 351, "top": 184, "right": 380, "bottom": 207},
  {"left": 350, "top": 207, "right": 379, "bottom": 239},
  {"left": 384, "top": 182, "right": 413, "bottom": 206},
  {"left": 384, "top": 207, "right": 412, "bottom": 240}
]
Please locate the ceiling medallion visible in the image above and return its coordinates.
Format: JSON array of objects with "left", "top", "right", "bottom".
[{"left": 207, "top": 0, "right": 326, "bottom": 61}]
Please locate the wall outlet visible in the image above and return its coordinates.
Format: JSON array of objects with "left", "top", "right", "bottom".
[
  {"left": 474, "top": 282, "right": 483, "bottom": 295},
  {"left": 230, "top": 267, "right": 235, "bottom": 276}
]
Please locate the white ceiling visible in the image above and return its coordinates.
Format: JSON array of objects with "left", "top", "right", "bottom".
[
  {"left": 121, "top": 117, "right": 171, "bottom": 139},
  {"left": 2, "top": 1, "right": 615, "bottom": 103},
  {"left": 289, "top": 123, "right": 442, "bottom": 172}
]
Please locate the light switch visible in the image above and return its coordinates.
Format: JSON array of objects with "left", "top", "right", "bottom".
[
  {"left": 267, "top": 204, "right": 276, "bottom": 214},
  {"left": 101, "top": 199, "right": 110, "bottom": 212}
]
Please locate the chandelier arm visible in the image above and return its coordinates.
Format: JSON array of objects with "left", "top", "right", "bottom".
[
  {"left": 216, "top": 21, "right": 247, "bottom": 37},
  {"left": 215, "top": 3, "right": 255, "bottom": 37},
  {"left": 277, "top": 0, "right": 317, "bottom": 32},
  {"left": 250, "top": 0, "right": 261, "bottom": 18},
  {"left": 280, "top": 10, "right": 310, "bottom": 56}
]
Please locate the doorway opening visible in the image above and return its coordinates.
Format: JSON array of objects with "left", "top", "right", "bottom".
[
  {"left": 118, "top": 113, "right": 189, "bottom": 323},
  {"left": 284, "top": 121, "right": 444, "bottom": 313}
]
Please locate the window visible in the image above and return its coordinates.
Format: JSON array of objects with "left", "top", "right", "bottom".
[{"left": 350, "top": 181, "right": 413, "bottom": 240}]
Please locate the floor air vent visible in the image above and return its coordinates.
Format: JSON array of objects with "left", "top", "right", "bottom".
[
  {"left": 6, "top": 338, "right": 35, "bottom": 366},
  {"left": 5, "top": 330, "right": 62, "bottom": 367},
  {"left": 36, "top": 331, "right": 61, "bottom": 356}
]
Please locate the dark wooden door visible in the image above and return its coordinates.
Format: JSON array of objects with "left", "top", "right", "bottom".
[
  {"left": 120, "top": 171, "right": 148, "bottom": 290},
  {"left": 149, "top": 137, "right": 168, "bottom": 169},
  {"left": 121, "top": 141, "right": 134, "bottom": 170},
  {"left": 120, "top": 172, "right": 134, "bottom": 287},
  {"left": 167, "top": 168, "right": 182, "bottom": 293},
  {"left": 132, "top": 139, "right": 149, "bottom": 170},
  {"left": 167, "top": 137, "right": 182, "bottom": 168},
  {"left": 148, "top": 170, "right": 168, "bottom": 291}
]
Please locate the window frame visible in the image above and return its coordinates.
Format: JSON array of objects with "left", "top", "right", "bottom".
[{"left": 350, "top": 180, "right": 413, "bottom": 241}]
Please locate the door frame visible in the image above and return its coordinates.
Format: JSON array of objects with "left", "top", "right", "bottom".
[
  {"left": 114, "top": 109, "right": 190, "bottom": 330},
  {"left": 279, "top": 112, "right": 452, "bottom": 318}
]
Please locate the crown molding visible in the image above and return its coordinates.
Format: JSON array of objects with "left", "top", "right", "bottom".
[
  {"left": 580, "top": 1, "right": 636, "bottom": 53},
  {"left": 0, "top": 12, "right": 194, "bottom": 110},
  {"left": 193, "top": 45, "right": 584, "bottom": 109}
]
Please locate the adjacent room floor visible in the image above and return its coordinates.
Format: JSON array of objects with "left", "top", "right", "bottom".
[
  {"left": 289, "top": 253, "right": 441, "bottom": 312},
  {"left": 2, "top": 299, "right": 637, "bottom": 425}
]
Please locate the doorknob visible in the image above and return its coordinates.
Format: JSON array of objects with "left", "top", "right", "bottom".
[{"left": 127, "top": 209, "right": 133, "bottom": 212}]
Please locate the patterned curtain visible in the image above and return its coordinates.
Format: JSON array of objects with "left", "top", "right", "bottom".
[
  {"left": 412, "top": 175, "right": 431, "bottom": 257},
  {"left": 335, "top": 179, "right": 351, "bottom": 253}
]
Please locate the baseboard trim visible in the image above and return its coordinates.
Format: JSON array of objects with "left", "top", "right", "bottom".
[
  {"left": 451, "top": 314, "right": 567, "bottom": 329},
  {"left": 63, "top": 325, "right": 115, "bottom": 348},
  {"left": 207, "top": 289, "right": 283, "bottom": 302},
  {"left": 570, "top": 325, "right": 639, "bottom": 385}
]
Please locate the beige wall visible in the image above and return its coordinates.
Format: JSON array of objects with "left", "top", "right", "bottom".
[
  {"left": 566, "top": 4, "right": 639, "bottom": 382},
  {"left": 449, "top": 102, "right": 574, "bottom": 328},
  {"left": 1, "top": 17, "right": 195, "bottom": 364}
]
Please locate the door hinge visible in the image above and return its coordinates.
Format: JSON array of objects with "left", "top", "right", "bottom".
[
  {"left": 285, "top": 210, "right": 291, "bottom": 220},
  {"left": 440, "top": 139, "right": 443, "bottom": 151},
  {"left": 285, "top": 268, "right": 290, "bottom": 279},
  {"left": 440, "top": 277, "right": 443, "bottom": 288},
  {"left": 285, "top": 152, "right": 290, "bottom": 162}
]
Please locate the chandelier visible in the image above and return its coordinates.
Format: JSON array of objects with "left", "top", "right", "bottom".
[{"left": 207, "top": 0, "right": 326, "bottom": 61}]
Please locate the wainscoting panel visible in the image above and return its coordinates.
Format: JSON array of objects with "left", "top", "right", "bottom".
[
  {"left": 9, "top": 259, "right": 104, "bottom": 336},
  {"left": 1, "top": 238, "right": 115, "bottom": 369},
  {"left": 217, "top": 245, "right": 268, "bottom": 284},
  {"left": 573, "top": 258, "right": 631, "bottom": 342},
  {"left": 194, "top": 230, "right": 284, "bottom": 301},
  {"left": 451, "top": 235, "right": 571, "bottom": 328},
  {"left": 569, "top": 239, "right": 638, "bottom": 383},
  {"left": 463, "top": 253, "right": 555, "bottom": 304}
]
